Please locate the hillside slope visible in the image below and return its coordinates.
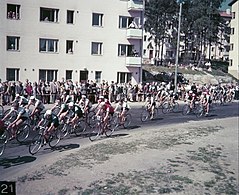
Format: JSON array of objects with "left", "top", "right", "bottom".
[{"left": 143, "top": 65, "right": 237, "bottom": 84}]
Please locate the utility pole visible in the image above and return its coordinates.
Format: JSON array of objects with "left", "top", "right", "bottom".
[{"left": 174, "top": 1, "right": 182, "bottom": 93}]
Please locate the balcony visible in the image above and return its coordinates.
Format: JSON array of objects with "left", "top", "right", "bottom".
[
  {"left": 127, "top": 28, "right": 143, "bottom": 39},
  {"left": 126, "top": 56, "right": 142, "bottom": 67},
  {"left": 128, "top": 0, "right": 143, "bottom": 11}
]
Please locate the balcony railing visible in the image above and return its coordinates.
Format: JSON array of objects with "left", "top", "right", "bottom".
[
  {"left": 128, "top": 0, "right": 143, "bottom": 11},
  {"left": 127, "top": 28, "right": 143, "bottom": 39},
  {"left": 126, "top": 56, "right": 142, "bottom": 67}
]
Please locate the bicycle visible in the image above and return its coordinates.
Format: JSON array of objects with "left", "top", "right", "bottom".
[
  {"left": 162, "top": 101, "right": 179, "bottom": 114},
  {"left": 140, "top": 105, "right": 158, "bottom": 122},
  {"left": 114, "top": 111, "right": 132, "bottom": 129},
  {"left": 195, "top": 103, "right": 209, "bottom": 118},
  {"left": 0, "top": 121, "right": 30, "bottom": 156},
  {"left": 88, "top": 115, "right": 117, "bottom": 141},
  {"left": 182, "top": 101, "right": 200, "bottom": 115},
  {"left": 29, "top": 126, "right": 61, "bottom": 155},
  {"left": 84, "top": 109, "right": 98, "bottom": 128},
  {"left": 60, "top": 117, "right": 87, "bottom": 138},
  {"left": 0, "top": 105, "right": 4, "bottom": 118}
]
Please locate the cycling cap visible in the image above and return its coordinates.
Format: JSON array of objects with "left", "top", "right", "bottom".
[
  {"left": 16, "top": 94, "right": 20, "bottom": 98},
  {"left": 45, "top": 110, "right": 52, "bottom": 115},
  {"left": 82, "top": 95, "right": 86, "bottom": 98},
  {"left": 99, "top": 96, "right": 104, "bottom": 99},
  {"left": 30, "top": 96, "right": 35, "bottom": 100},
  {"left": 69, "top": 102, "right": 74, "bottom": 107}
]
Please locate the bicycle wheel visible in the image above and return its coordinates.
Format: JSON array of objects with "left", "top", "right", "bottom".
[
  {"left": 105, "top": 125, "right": 114, "bottom": 137},
  {"left": 0, "top": 105, "right": 4, "bottom": 118},
  {"left": 162, "top": 102, "right": 170, "bottom": 114},
  {"left": 3, "top": 109, "right": 17, "bottom": 123},
  {"left": 16, "top": 124, "right": 30, "bottom": 143},
  {"left": 59, "top": 123, "right": 70, "bottom": 138},
  {"left": 152, "top": 108, "right": 158, "bottom": 119},
  {"left": 87, "top": 111, "right": 97, "bottom": 128},
  {"left": 48, "top": 129, "right": 61, "bottom": 148},
  {"left": 123, "top": 113, "right": 132, "bottom": 129},
  {"left": 74, "top": 119, "right": 87, "bottom": 136},
  {"left": 196, "top": 105, "right": 204, "bottom": 118},
  {"left": 108, "top": 114, "right": 118, "bottom": 131},
  {"left": 182, "top": 104, "right": 190, "bottom": 115},
  {"left": 29, "top": 134, "right": 43, "bottom": 155},
  {"left": 140, "top": 109, "right": 149, "bottom": 122},
  {"left": 89, "top": 124, "right": 101, "bottom": 141},
  {"left": 0, "top": 131, "right": 8, "bottom": 156},
  {"left": 172, "top": 102, "right": 179, "bottom": 113}
]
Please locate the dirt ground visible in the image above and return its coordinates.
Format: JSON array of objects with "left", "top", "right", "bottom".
[{"left": 6, "top": 116, "right": 239, "bottom": 195}]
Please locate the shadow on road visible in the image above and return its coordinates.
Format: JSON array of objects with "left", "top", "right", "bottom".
[
  {"left": 111, "top": 133, "right": 129, "bottom": 138},
  {"left": 126, "top": 125, "right": 141, "bottom": 130},
  {"left": 45, "top": 143, "right": 80, "bottom": 153},
  {"left": 0, "top": 156, "right": 36, "bottom": 169}
]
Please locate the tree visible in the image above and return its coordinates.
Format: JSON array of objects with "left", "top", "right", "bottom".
[{"left": 144, "top": 0, "right": 177, "bottom": 65}]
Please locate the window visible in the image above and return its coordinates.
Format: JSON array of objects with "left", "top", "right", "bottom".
[
  {"left": 229, "top": 59, "right": 233, "bottom": 66},
  {"left": 118, "top": 44, "right": 134, "bottom": 56},
  {"left": 40, "top": 7, "right": 59, "bottom": 22},
  {"left": 230, "top": 43, "right": 234, "bottom": 51},
  {"left": 66, "top": 70, "right": 73, "bottom": 80},
  {"left": 92, "top": 13, "right": 103, "bottom": 26},
  {"left": 117, "top": 72, "right": 132, "bottom": 83},
  {"left": 39, "top": 69, "right": 58, "bottom": 82},
  {"left": 232, "top": 12, "right": 235, "bottom": 19},
  {"left": 91, "top": 42, "right": 103, "bottom": 55},
  {"left": 119, "top": 16, "right": 141, "bottom": 29},
  {"left": 7, "top": 4, "right": 20, "bottom": 19},
  {"left": 144, "top": 35, "right": 147, "bottom": 42},
  {"left": 143, "top": 49, "right": 146, "bottom": 55},
  {"left": 7, "top": 36, "right": 20, "bottom": 51},
  {"left": 119, "top": 16, "right": 130, "bottom": 28},
  {"left": 6, "top": 68, "right": 19, "bottom": 81},
  {"left": 231, "top": 27, "right": 235, "bottom": 35},
  {"left": 66, "top": 40, "right": 73, "bottom": 54},
  {"left": 67, "top": 10, "right": 74, "bottom": 24},
  {"left": 39, "top": 38, "right": 58, "bottom": 53},
  {"left": 211, "top": 47, "right": 214, "bottom": 52},
  {"left": 95, "top": 71, "right": 102, "bottom": 83}
]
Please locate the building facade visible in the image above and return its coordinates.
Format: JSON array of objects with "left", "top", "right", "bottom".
[
  {"left": 228, "top": 0, "right": 239, "bottom": 79},
  {"left": 0, "top": 0, "right": 144, "bottom": 84}
]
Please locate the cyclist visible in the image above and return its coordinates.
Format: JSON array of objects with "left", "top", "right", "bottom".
[
  {"left": 12, "top": 94, "right": 29, "bottom": 107},
  {"left": 101, "top": 99, "right": 115, "bottom": 128},
  {"left": 68, "top": 102, "right": 84, "bottom": 128},
  {"left": 114, "top": 98, "right": 130, "bottom": 124},
  {"left": 203, "top": 91, "right": 212, "bottom": 116},
  {"left": 27, "top": 96, "right": 45, "bottom": 118},
  {"left": 157, "top": 87, "right": 168, "bottom": 106},
  {"left": 144, "top": 93, "right": 156, "bottom": 120},
  {"left": 186, "top": 90, "right": 197, "bottom": 110},
  {"left": 2, "top": 103, "right": 29, "bottom": 139},
  {"left": 78, "top": 95, "right": 92, "bottom": 113},
  {"left": 37, "top": 109, "right": 59, "bottom": 142},
  {"left": 57, "top": 97, "right": 72, "bottom": 121}
]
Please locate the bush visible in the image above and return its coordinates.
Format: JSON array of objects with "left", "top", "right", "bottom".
[{"left": 211, "top": 60, "right": 229, "bottom": 73}]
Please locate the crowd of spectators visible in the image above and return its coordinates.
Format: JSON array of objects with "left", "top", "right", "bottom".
[{"left": 0, "top": 78, "right": 238, "bottom": 106}]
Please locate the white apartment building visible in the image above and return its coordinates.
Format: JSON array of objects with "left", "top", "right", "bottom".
[
  {"left": 0, "top": 0, "right": 144, "bottom": 84},
  {"left": 228, "top": 0, "right": 239, "bottom": 79}
]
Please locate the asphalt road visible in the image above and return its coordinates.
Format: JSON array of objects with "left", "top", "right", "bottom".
[{"left": 0, "top": 100, "right": 238, "bottom": 180}]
